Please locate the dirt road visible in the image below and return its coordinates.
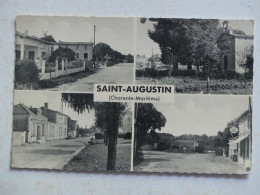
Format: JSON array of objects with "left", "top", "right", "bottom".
[
  {"left": 51, "top": 63, "right": 133, "bottom": 92},
  {"left": 134, "top": 149, "right": 248, "bottom": 174},
  {"left": 11, "top": 137, "right": 91, "bottom": 170}
]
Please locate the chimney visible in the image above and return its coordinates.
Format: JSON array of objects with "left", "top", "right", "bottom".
[
  {"left": 24, "top": 30, "right": 28, "bottom": 36},
  {"left": 44, "top": 103, "right": 48, "bottom": 108}
]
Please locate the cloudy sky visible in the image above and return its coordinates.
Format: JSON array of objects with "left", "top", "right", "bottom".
[
  {"left": 16, "top": 16, "right": 134, "bottom": 55},
  {"left": 136, "top": 19, "right": 254, "bottom": 57},
  {"left": 152, "top": 95, "right": 251, "bottom": 136}
]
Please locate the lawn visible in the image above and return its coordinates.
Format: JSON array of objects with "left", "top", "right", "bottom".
[
  {"left": 63, "top": 138, "right": 131, "bottom": 172},
  {"left": 136, "top": 76, "right": 253, "bottom": 94}
]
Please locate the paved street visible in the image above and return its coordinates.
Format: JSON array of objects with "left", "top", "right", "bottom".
[
  {"left": 11, "top": 137, "right": 91, "bottom": 170},
  {"left": 50, "top": 63, "right": 133, "bottom": 91},
  {"left": 134, "top": 149, "right": 248, "bottom": 174}
]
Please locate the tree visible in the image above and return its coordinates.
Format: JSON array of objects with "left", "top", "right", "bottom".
[
  {"left": 125, "top": 54, "right": 134, "bottom": 63},
  {"left": 48, "top": 47, "right": 75, "bottom": 62},
  {"left": 61, "top": 93, "right": 126, "bottom": 171},
  {"left": 40, "top": 32, "right": 56, "bottom": 43},
  {"left": 134, "top": 103, "right": 166, "bottom": 158},
  {"left": 237, "top": 45, "right": 254, "bottom": 78},
  {"left": 94, "top": 43, "right": 113, "bottom": 62},
  {"left": 142, "top": 18, "right": 221, "bottom": 75}
]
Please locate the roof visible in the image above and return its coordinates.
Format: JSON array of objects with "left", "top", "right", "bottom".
[
  {"left": 57, "top": 41, "right": 94, "bottom": 45},
  {"left": 15, "top": 31, "right": 55, "bottom": 45},
  {"left": 235, "top": 110, "right": 250, "bottom": 123},
  {"left": 40, "top": 106, "right": 69, "bottom": 120},
  {"left": 13, "top": 104, "right": 48, "bottom": 120},
  {"left": 218, "top": 33, "right": 254, "bottom": 41}
]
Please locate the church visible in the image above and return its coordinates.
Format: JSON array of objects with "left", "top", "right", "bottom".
[{"left": 217, "top": 21, "right": 254, "bottom": 73}]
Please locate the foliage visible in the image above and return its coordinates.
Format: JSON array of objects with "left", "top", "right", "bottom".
[
  {"left": 125, "top": 54, "right": 134, "bottom": 63},
  {"left": 195, "top": 145, "right": 205, "bottom": 153},
  {"left": 48, "top": 47, "right": 75, "bottom": 62},
  {"left": 15, "top": 60, "right": 39, "bottom": 84},
  {"left": 95, "top": 133, "right": 103, "bottom": 139},
  {"left": 40, "top": 32, "right": 56, "bottom": 43},
  {"left": 142, "top": 18, "right": 221, "bottom": 75},
  {"left": 62, "top": 93, "right": 127, "bottom": 170},
  {"left": 135, "top": 103, "right": 166, "bottom": 156},
  {"left": 136, "top": 68, "right": 197, "bottom": 78},
  {"left": 124, "top": 132, "right": 132, "bottom": 139},
  {"left": 237, "top": 45, "right": 254, "bottom": 78}
]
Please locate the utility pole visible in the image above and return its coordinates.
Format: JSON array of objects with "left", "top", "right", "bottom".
[{"left": 93, "top": 25, "right": 96, "bottom": 68}]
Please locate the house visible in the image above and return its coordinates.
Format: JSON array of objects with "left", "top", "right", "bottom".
[
  {"left": 217, "top": 21, "right": 254, "bottom": 73},
  {"left": 228, "top": 109, "right": 252, "bottom": 169},
  {"left": 15, "top": 30, "right": 94, "bottom": 64},
  {"left": 57, "top": 41, "right": 94, "bottom": 61},
  {"left": 68, "top": 118, "right": 78, "bottom": 138},
  {"left": 13, "top": 104, "right": 48, "bottom": 145},
  {"left": 172, "top": 140, "right": 199, "bottom": 153},
  {"left": 12, "top": 103, "right": 71, "bottom": 145},
  {"left": 15, "top": 31, "right": 54, "bottom": 68}
]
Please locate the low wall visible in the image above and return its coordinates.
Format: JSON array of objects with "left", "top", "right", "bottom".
[
  {"left": 40, "top": 60, "right": 85, "bottom": 80},
  {"left": 12, "top": 131, "right": 26, "bottom": 146}
]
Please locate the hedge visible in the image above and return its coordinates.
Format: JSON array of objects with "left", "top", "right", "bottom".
[{"left": 15, "top": 60, "right": 39, "bottom": 84}]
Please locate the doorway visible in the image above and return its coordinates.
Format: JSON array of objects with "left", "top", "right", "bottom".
[
  {"left": 224, "top": 55, "right": 228, "bottom": 71},
  {"left": 37, "top": 125, "right": 41, "bottom": 140}
]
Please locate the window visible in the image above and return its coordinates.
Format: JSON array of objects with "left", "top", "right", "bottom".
[
  {"left": 76, "top": 53, "right": 79, "bottom": 59},
  {"left": 15, "top": 50, "right": 21, "bottom": 61},
  {"left": 32, "top": 122, "right": 36, "bottom": 136},
  {"left": 42, "top": 52, "right": 46, "bottom": 59},
  {"left": 29, "top": 51, "right": 35, "bottom": 60},
  {"left": 84, "top": 53, "right": 88, "bottom": 59}
]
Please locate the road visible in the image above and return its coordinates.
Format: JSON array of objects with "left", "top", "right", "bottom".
[
  {"left": 134, "top": 149, "right": 248, "bottom": 174},
  {"left": 11, "top": 137, "right": 91, "bottom": 170},
  {"left": 51, "top": 63, "right": 133, "bottom": 91}
]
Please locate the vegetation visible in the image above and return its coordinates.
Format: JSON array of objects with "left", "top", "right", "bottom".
[
  {"left": 94, "top": 42, "right": 133, "bottom": 65},
  {"left": 40, "top": 32, "right": 56, "bottom": 43},
  {"left": 15, "top": 60, "right": 40, "bottom": 89},
  {"left": 134, "top": 103, "right": 166, "bottom": 158},
  {"left": 141, "top": 18, "right": 221, "bottom": 75},
  {"left": 62, "top": 93, "right": 127, "bottom": 171},
  {"left": 48, "top": 47, "right": 76, "bottom": 63}
]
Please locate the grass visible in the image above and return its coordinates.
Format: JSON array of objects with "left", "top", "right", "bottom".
[
  {"left": 136, "top": 76, "right": 253, "bottom": 95},
  {"left": 63, "top": 138, "right": 131, "bottom": 172},
  {"left": 15, "top": 65, "right": 98, "bottom": 90}
]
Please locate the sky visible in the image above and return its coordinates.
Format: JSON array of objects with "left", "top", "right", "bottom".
[
  {"left": 16, "top": 16, "right": 134, "bottom": 55},
  {"left": 152, "top": 95, "right": 251, "bottom": 136},
  {"left": 135, "top": 19, "right": 254, "bottom": 57}
]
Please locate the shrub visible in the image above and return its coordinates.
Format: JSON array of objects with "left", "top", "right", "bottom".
[
  {"left": 157, "top": 141, "right": 171, "bottom": 151},
  {"left": 124, "top": 132, "right": 132, "bottom": 139},
  {"left": 195, "top": 145, "right": 204, "bottom": 153},
  {"left": 215, "top": 147, "right": 224, "bottom": 156},
  {"left": 95, "top": 133, "right": 103, "bottom": 139},
  {"left": 15, "top": 60, "right": 39, "bottom": 84},
  {"left": 136, "top": 68, "right": 197, "bottom": 78}
]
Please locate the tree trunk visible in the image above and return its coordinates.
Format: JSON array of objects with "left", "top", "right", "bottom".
[
  {"left": 106, "top": 103, "right": 119, "bottom": 171},
  {"left": 173, "top": 56, "right": 178, "bottom": 70}
]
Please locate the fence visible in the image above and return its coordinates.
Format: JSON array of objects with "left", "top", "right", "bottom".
[{"left": 39, "top": 59, "right": 85, "bottom": 80}]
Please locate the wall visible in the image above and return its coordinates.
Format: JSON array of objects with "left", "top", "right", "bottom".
[
  {"left": 12, "top": 131, "right": 26, "bottom": 146},
  {"left": 59, "top": 44, "right": 93, "bottom": 61},
  {"left": 15, "top": 35, "right": 52, "bottom": 60},
  {"left": 40, "top": 60, "right": 85, "bottom": 80}
]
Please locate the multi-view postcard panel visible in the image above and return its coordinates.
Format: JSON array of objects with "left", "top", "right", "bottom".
[{"left": 12, "top": 16, "right": 253, "bottom": 174}]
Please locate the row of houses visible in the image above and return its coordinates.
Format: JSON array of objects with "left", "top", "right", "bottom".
[
  {"left": 12, "top": 103, "right": 78, "bottom": 146},
  {"left": 15, "top": 30, "right": 94, "bottom": 63},
  {"left": 228, "top": 107, "right": 252, "bottom": 170}
]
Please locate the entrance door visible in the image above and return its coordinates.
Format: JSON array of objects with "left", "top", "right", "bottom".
[
  {"left": 224, "top": 55, "right": 228, "bottom": 71},
  {"left": 37, "top": 126, "right": 41, "bottom": 140},
  {"left": 15, "top": 50, "right": 21, "bottom": 61},
  {"left": 29, "top": 51, "right": 35, "bottom": 60}
]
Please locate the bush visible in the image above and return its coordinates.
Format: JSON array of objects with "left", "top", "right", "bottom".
[
  {"left": 215, "top": 147, "right": 224, "bottom": 156},
  {"left": 195, "top": 145, "right": 204, "bottom": 153},
  {"left": 136, "top": 68, "right": 197, "bottom": 78},
  {"left": 157, "top": 141, "right": 171, "bottom": 151},
  {"left": 95, "top": 133, "right": 103, "bottom": 139},
  {"left": 124, "top": 132, "right": 132, "bottom": 139},
  {"left": 15, "top": 60, "right": 39, "bottom": 84}
]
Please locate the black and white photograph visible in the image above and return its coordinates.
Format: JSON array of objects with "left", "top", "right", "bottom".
[
  {"left": 133, "top": 95, "right": 252, "bottom": 174},
  {"left": 14, "top": 16, "right": 134, "bottom": 92},
  {"left": 135, "top": 18, "right": 254, "bottom": 95},
  {"left": 11, "top": 91, "right": 132, "bottom": 172}
]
